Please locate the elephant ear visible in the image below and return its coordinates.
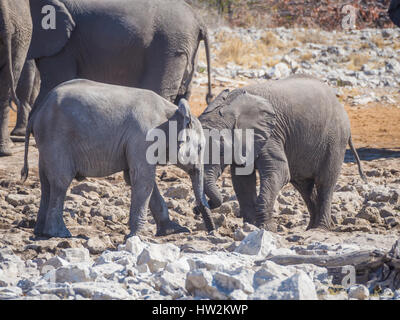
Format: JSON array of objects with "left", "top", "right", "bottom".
[
  {"left": 389, "top": 0, "right": 400, "bottom": 27},
  {"left": 201, "top": 89, "right": 230, "bottom": 115},
  {"left": 219, "top": 91, "right": 276, "bottom": 141},
  {"left": 28, "top": 0, "right": 75, "bottom": 59}
]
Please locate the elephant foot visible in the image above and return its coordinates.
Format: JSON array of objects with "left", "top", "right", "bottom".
[
  {"left": 0, "top": 140, "right": 13, "bottom": 157},
  {"left": 156, "top": 220, "right": 190, "bottom": 237},
  {"left": 307, "top": 223, "right": 332, "bottom": 232},
  {"left": 11, "top": 126, "right": 27, "bottom": 137},
  {"left": 41, "top": 223, "right": 72, "bottom": 239}
]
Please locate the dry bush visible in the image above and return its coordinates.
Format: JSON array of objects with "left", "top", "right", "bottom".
[
  {"left": 260, "top": 31, "right": 286, "bottom": 50},
  {"left": 371, "top": 35, "right": 385, "bottom": 48},
  {"left": 346, "top": 53, "right": 370, "bottom": 71},
  {"left": 293, "top": 29, "right": 328, "bottom": 45},
  {"left": 300, "top": 52, "right": 313, "bottom": 61},
  {"left": 215, "top": 31, "right": 291, "bottom": 68}
]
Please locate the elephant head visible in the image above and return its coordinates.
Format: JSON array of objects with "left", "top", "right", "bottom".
[
  {"left": 199, "top": 88, "right": 276, "bottom": 210},
  {"left": 175, "top": 99, "right": 215, "bottom": 232},
  {"left": 389, "top": 0, "right": 400, "bottom": 27}
]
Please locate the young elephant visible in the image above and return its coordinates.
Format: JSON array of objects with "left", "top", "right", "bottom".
[
  {"left": 199, "top": 75, "right": 366, "bottom": 231},
  {"left": 22, "top": 79, "right": 214, "bottom": 239}
]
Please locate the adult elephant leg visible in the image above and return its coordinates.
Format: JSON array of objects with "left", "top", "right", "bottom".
[
  {"left": 149, "top": 182, "right": 189, "bottom": 236},
  {"left": 0, "top": 100, "right": 12, "bottom": 156},
  {"left": 292, "top": 179, "right": 318, "bottom": 230},
  {"left": 231, "top": 165, "right": 257, "bottom": 224},
  {"left": 12, "top": 61, "right": 36, "bottom": 137},
  {"left": 11, "top": 101, "right": 30, "bottom": 137},
  {"left": 255, "top": 155, "right": 290, "bottom": 231},
  {"left": 31, "top": 52, "right": 77, "bottom": 117}
]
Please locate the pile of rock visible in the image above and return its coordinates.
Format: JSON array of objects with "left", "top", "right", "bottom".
[{"left": 1, "top": 230, "right": 399, "bottom": 300}]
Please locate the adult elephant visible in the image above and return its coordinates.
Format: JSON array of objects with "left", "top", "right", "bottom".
[
  {"left": 0, "top": 0, "right": 213, "bottom": 156},
  {"left": 389, "top": 0, "right": 400, "bottom": 26}
]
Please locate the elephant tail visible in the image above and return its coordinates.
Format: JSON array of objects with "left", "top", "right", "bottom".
[
  {"left": 21, "top": 117, "right": 34, "bottom": 183},
  {"left": 199, "top": 26, "right": 213, "bottom": 104},
  {"left": 348, "top": 136, "right": 367, "bottom": 183}
]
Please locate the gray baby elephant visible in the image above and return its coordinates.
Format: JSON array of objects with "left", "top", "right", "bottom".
[
  {"left": 199, "top": 75, "right": 366, "bottom": 231},
  {"left": 22, "top": 79, "right": 214, "bottom": 239}
]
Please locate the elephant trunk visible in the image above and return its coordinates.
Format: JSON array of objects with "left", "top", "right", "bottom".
[
  {"left": 190, "top": 167, "right": 215, "bottom": 232},
  {"left": 204, "top": 164, "right": 223, "bottom": 209}
]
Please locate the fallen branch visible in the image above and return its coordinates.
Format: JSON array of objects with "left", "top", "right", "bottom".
[{"left": 260, "top": 249, "right": 388, "bottom": 270}]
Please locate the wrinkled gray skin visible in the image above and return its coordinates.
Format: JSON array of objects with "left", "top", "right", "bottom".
[
  {"left": 199, "top": 75, "right": 367, "bottom": 231},
  {"left": 10, "top": 60, "right": 40, "bottom": 137},
  {"left": 389, "top": 0, "right": 400, "bottom": 27},
  {"left": 22, "top": 79, "right": 214, "bottom": 239},
  {"left": 0, "top": 0, "right": 212, "bottom": 156}
]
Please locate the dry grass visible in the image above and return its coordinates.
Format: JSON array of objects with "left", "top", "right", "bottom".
[
  {"left": 213, "top": 31, "right": 294, "bottom": 69},
  {"left": 370, "top": 35, "right": 385, "bottom": 49},
  {"left": 346, "top": 53, "right": 370, "bottom": 71},
  {"left": 293, "top": 29, "right": 330, "bottom": 45},
  {"left": 300, "top": 52, "right": 313, "bottom": 61}
]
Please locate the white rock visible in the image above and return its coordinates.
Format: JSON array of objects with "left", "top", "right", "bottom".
[
  {"left": 185, "top": 270, "right": 227, "bottom": 299},
  {"left": 55, "top": 264, "right": 92, "bottom": 283},
  {"left": 41, "top": 256, "right": 69, "bottom": 273},
  {"left": 157, "top": 271, "right": 187, "bottom": 298},
  {"left": 58, "top": 248, "right": 92, "bottom": 264},
  {"left": 165, "top": 257, "right": 191, "bottom": 274},
  {"left": 234, "top": 230, "right": 278, "bottom": 258},
  {"left": 229, "top": 289, "right": 249, "bottom": 300},
  {"left": 72, "top": 282, "right": 130, "bottom": 300},
  {"left": 251, "top": 271, "right": 318, "bottom": 300},
  {"left": 0, "top": 286, "right": 23, "bottom": 299},
  {"left": 348, "top": 285, "right": 369, "bottom": 300},
  {"left": 95, "top": 250, "right": 133, "bottom": 266},
  {"left": 87, "top": 237, "right": 108, "bottom": 254},
  {"left": 266, "top": 63, "right": 291, "bottom": 79},
  {"left": 0, "top": 247, "right": 23, "bottom": 264},
  {"left": 137, "top": 243, "right": 180, "bottom": 273},
  {"left": 186, "top": 251, "right": 252, "bottom": 272},
  {"left": 125, "top": 236, "right": 145, "bottom": 257},
  {"left": 91, "top": 263, "right": 124, "bottom": 281},
  {"left": 213, "top": 268, "right": 255, "bottom": 295}
]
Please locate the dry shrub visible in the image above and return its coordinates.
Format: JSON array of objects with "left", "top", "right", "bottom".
[
  {"left": 300, "top": 52, "right": 313, "bottom": 61},
  {"left": 293, "top": 29, "right": 327, "bottom": 45},
  {"left": 260, "top": 31, "right": 286, "bottom": 49},
  {"left": 371, "top": 35, "right": 385, "bottom": 48},
  {"left": 217, "top": 36, "right": 277, "bottom": 68},
  {"left": 214, "top": 30, "right": 293, "bottom": 68},
  {"left": 346, "top": 53, "right": 370, "bottom": 71}
]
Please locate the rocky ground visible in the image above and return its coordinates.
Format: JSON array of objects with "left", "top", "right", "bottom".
[{"left": 1, "top": 26, "right": 400, "bottom": 300}]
